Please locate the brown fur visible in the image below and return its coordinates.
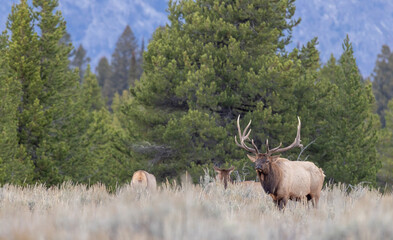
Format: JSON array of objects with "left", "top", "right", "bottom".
[
  {"left": 213, "top": 166, "right": 234, "bottom": 189},
  {"left": 237, "top": 116, "right": 325, "bottom": 209},
  {"left": 131, "top": 170, "right": 157, "bottom": 192},
  {"left": 214, "top": 167, "right": 262, "bottom": 189},
  {"left": 258, "top": 161, "right": 283, "bottom": 196},
  {"left": 250, "top": 154, "right": 325, "bottom": 209}
]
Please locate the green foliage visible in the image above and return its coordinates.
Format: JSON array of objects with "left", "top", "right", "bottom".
[
  {"left": 372, "top": 45, "right": 393, "bottom": 127},
  {"left": 96, "top": 56, "right": 111, "bottom": 88},
  {"left": 317, "top": 36, "right": 380, "bottom": 185},
  {"left": 103, "top": 25, "right": 138, "bottom": 106},
  {"left": 56, "top": 66, "right": 113, "bottom": 185},
  {"left": 81, "top": 65, "right": 105, "bottom": 111},
  {"left": 0, "top": 0, "right": 119, "bottom": 186},
  {"left": 126, "top": 0, "right": 327, "bottom": 181},
  {"left": 377, "top": 99, "right": 393, "bottom": 187},
  {"left": 68, "top": 67, "right": 139, "bottom": 189},
  {"left": 0, "top": 29, "right": 35, "bottom": 185},
  {"left": 70, "top": 44, "right": 90, "bottom": 82},
  {"left": 159, "top": 110, "right": 230, "bottom": 181},
  {"left": 129, "top": 51, "right": 138, "bottom": 87},
  {"left": 4, "top": 0, "right": 43, "bottom": 184},
  {"left": 0, "top": 0, "right": 384, "bottom": 188},
  {"left": 0, "top": 157, "right": 4, "bottom": 183}
]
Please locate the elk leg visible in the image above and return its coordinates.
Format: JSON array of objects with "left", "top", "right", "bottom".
[
  {"left": 278, "top": 197, "right": 288, "bottom": 210},
  {"left": 304, "top": 194, "right": 312, "bottom": 208},
  {"left": 306, "top": 194, "right": 312, "bottom": 201},
  {"left": 269, "top": 194, "right": 277, "bottom": 201},
  {"left": 312, "top": 195, "right": 320, "bottom": 208}
]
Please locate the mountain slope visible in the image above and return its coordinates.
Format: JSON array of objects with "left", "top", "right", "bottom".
[{"left": 1, "top": 0, "right": 391, "bottom": 77}]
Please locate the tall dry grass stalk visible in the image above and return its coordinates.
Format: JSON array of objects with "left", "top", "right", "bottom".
[{"left": 0, "top": 180, "right": 392, "bottom": 240}]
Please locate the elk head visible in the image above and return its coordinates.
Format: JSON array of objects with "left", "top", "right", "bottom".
[
  {"left": 235, "top": 116, "right": 303, "bottom": 176},
  {"left": 213, "top": 166, "right": 235, "bottom": 189}
]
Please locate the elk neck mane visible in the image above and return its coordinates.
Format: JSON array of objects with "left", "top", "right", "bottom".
[{"left": 261, "top": 160, "right": 283, "bottom": 195}]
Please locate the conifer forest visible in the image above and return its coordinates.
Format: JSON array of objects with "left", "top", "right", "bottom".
[
  {"left": 1, "top": 0, "right": 393, "bottom": 191},
  {"left": 2, "top": 1, "right": 393, "bottom": 239}
]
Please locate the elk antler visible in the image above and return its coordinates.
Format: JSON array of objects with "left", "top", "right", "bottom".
[
  {"left": 235, "top": 115, "right": 259, "bottom": 154},
  {"left": 267, "top": 116, "right": 303, "bottom": 155}
]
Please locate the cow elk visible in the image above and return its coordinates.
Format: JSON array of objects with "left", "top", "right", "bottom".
[
  {"left": 213, "top": 166, "right": 234, "bottom": 189},
  {"left": 131, "top": 170, "right": 157, "bottom": 192},
  {"left": 213, "top": 166, "right": 260, "bottom": 189},
  {"left": 235, "top": 116, "right": 325, "bottom": 209}
]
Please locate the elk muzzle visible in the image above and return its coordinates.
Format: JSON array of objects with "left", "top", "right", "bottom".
[{"left": 255, "top": 162, "right": 264, "bottom": 172}]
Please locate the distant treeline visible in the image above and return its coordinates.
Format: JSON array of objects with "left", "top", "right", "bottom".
[{"left": 0, "top": 0, "right": 392, "bottom": 189}]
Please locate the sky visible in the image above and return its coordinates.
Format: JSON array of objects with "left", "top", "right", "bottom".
[{"left": 1, "top": 0, "right": 392, "bottom": 77}]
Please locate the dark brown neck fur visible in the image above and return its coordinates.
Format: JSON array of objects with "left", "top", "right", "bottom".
[{"left": 259, "top": 161, "right": 282, "bottom": 195}]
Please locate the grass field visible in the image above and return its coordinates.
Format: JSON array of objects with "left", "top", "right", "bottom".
[{"left": 0, "top": 179, "right": 392, "bottom": 240}]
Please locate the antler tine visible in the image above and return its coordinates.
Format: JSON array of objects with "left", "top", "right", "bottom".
[
  {"left": 268, "top": 116, "right": 303, "bottom": 155},
  {"left": 237, "top": 115, "right": 242, "bottom": 141},
  {"left": 235, "top": 115, "right": 259, "bottom": 154},
  {"left": 265, "top": 139, "right": 270, "bottom": 152},
  {"left": 268, "top": 142, "right": 282, "bottom": 153},
  {"left": 251, "top": 139, "right": 259, "bottom": 153}
]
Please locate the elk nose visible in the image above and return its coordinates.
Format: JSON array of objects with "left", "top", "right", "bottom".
[{"left": 255, "top": 163, "right": 262, "bottom": 170}]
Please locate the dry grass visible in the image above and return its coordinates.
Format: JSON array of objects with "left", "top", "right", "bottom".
[{"left": 0, "top": 180, "right": 392, "bottom": 240}]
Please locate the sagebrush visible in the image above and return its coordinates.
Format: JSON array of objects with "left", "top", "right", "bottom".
[{"left": 0, "top": 181, "right": 392, "bottom": 240}]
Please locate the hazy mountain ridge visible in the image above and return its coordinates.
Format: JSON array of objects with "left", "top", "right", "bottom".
[
  {"left": 1, "top": 0, "right": 391, "bottom": 77},
  {"left": 291, "top": 0, "right": 393, "bottom": 77}
]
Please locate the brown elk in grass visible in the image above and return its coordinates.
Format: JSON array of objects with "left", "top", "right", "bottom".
[
  {"left": 131, "top": 170, "right": 157, "bottom": 192},
  {"left": 213, "top": 166, "right": 235, "bottom": 189},
  {"left": 213, "top": 166, "right": 260, "bottom": 189},
  {"left": 235, "top": 116, "right": 325, "bottom": 209}
]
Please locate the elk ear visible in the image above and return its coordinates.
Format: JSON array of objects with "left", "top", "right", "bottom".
[
  {"left": 213, "top": 166, "right": 221, "bottom": 173},
  {"left": 247, "top": 154, "right": 256, "bottom": 162},
  {"left": 228, "top": 166, "right": 235, "bottom": 174}
]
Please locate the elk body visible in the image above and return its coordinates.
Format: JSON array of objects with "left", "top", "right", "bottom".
[
  {"left": 235, "top": 116, "right": 325, "bottom": 209},
  {"left": 131, "top": 170, "right": 157, "bottom": 192}
]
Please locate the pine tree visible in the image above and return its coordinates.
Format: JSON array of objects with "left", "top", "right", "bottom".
[
  {"left": 81, "top": 65, "right": 105, "bottom": 111},
  {"left": 30, "top": 0, "right": 88, "bottom": 184},
  {"left": 124, "top": 0, "right": 333, "bottom": 181},
  {"left": 70, "top": 66, "right": 137, "bottom": 188},
  {"left": 58, "top": 66, "right": 105, "bottom": 183},
  {"left": 138, "top": 38, "right": 145, "bottom": 77},
  {"left": 96, "top": 56, "right": 111, "bottom": 88},
  {"left": 129, "top": 51, "right": 138, "bottom": 87},
  {"left": 59, "top": 30, "right": 75, "bottom": 59},
  {"left": 71, "top": 44, "right": 90, "bottom": 82},
  {"left": 372, "top": 45, "right": 393, "bottom": 127},
  {"left": 318, "top": 36, "right": 380, "bottom": 185},
  {"left": 5, "top": 0, "right": 47, "bottom": 183},
  {"left": 1, "top": 0, "right": 96, "bottom": 185},
  {"left": 377, "top": 99, "right": 393, "bottom": 187},
  {"left": 0, "top": 30, "right": 34, "bottom": 185},
  {"left": 129, "top": 38, "right": 145, "bottom": 90},
  {"left": 59, "top": 31, "right": 72, "bottom": 46},
  {"left": 104, "top": 25, "right": 138, "bottom": 105}
]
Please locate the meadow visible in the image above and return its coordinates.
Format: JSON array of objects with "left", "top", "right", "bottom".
[{"left": 0, "top": 178, "right": 392, "bottom": 240}]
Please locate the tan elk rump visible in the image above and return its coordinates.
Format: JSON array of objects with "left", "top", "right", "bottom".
[
  {"left": 131, "top": 170, "right": 157, "bottom": 192},
  {"left": 235, "top": 116, "right": 325, "bottom": 209}
]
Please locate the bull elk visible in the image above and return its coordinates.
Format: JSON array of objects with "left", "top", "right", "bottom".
[
  {"left": 131, "top": 170, "right": 157, "bottom": 192},
  {"left": 235, "top": 116, "right": 325, "bottom": 209}
]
